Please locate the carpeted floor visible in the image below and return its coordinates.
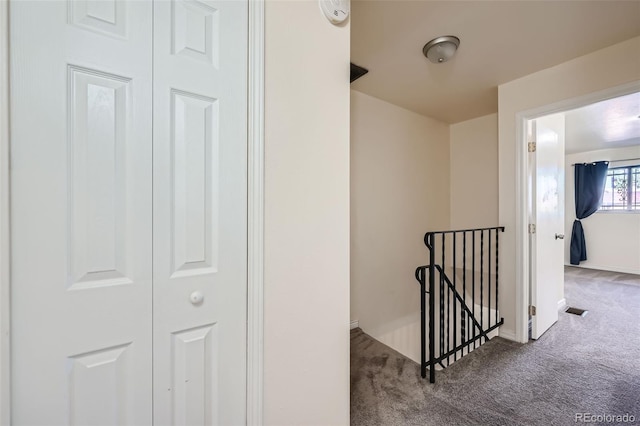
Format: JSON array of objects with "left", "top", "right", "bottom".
[{"left": 351, "top": 267, "right": 640, "bottom": 426}]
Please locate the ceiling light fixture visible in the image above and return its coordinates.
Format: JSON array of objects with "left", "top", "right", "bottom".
[{"left": 422, "top": 36, "right": 460, "bottom": 64}]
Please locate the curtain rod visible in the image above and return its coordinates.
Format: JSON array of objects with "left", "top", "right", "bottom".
[{"left": 571, "top": 157, "right": 640, "bottom": 166}]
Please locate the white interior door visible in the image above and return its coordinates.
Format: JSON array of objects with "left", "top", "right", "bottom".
[
  {"left": 152, "top": 1, "right": 248, "bottom": 425},
  {"left": 9, "top": 0, "right": 248, "bottom": 424},
  {"left": 529, "top": 114, "right": 565, "bottom": 339},
  {"left": 10, "top": 1, "right": 153, "bottom": 423}
]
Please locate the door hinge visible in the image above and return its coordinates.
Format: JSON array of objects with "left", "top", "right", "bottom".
[
  {"left": 529, "top": 305, "right": 536, "bottom": 316},
  {"left": 529, "top": 224, "right": 536, "bottom": 234},
  {"left": 528, "top": 141, "right": 536, "bottom": 152}
]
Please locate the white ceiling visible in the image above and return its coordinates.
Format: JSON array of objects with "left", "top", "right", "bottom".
[
  {"left": 564, "top": 92, "right": 640, "bottom": 154},
  {"left": 350, "top": 0, "right": 640, "bottom": 124}
]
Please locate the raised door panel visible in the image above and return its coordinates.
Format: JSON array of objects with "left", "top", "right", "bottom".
[
  {"left": 68, "top": 344, "right": 132, "bottom": 425},
  {"left": 171, "top": 324, "right": 218, "bottom": 425},
  {"left": 68, "top": 66, "right": 133, "bottom": 290},
  {"left": 172, "top": 0, "right": 219, "bottom": 66},
  {"left": 69, "top": 0, "right": 128, "bottom": 38},
  {"left": 170, "top": 90, "right": 219, "bottom": 278}
]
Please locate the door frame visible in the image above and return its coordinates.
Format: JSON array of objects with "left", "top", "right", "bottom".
[
  {"left": 514, "top": 79, "right": 640, "bottom": 343},
  {"left": 247, "top": 0, "right": 265, "bottom": 424},
  {"left": 0, "top": 1, "right": 10, "bottom": 423},
  {"left": 0, "top": 0, "right": 265, "bottom": 423}
]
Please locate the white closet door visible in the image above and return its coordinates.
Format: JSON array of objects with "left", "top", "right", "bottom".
[
  {"left": 152, "top": 1, "right": 248, "bottom": 425},
  {"left": 10, "top": 1, "right": 153, "bottom": 424}
]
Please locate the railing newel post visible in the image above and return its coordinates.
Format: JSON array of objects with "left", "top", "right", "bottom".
[
  {"left": 428, "top": 233, "right": 435, "bottom": 383},
  {"left": 480, "top": 230, "right": 484, "bottom": 344},
  {"left": 419, "top": 264, "right": 426, "bottom": 379}
]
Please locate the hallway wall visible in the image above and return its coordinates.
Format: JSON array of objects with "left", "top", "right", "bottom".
[
  {"left": 450, "top": 113, "right": 499, "bottom": 229},
  {"left": 264, "top": 2, "right": 350, "bottom": 424},
  {"left": 350, "top": 90, "right": 449, "bottom": 362}
]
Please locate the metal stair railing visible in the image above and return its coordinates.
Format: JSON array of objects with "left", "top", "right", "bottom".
[{"left": 415, "top": 226, "right": 505, "bottom": 383}]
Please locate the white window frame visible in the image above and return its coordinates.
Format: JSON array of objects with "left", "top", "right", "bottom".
[{"left": 599, "top": 165, "right": 640, "bottom": 212}]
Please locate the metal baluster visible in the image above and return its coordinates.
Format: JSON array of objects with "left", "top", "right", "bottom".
[
  {"left": 488, "top": 229, "right": 492, "bottom": 328},
  {"left": 419, "top": 264, "right": 425, "bottom": 378},
  {"left": 472, "top": 231, "right": 476, "bottom": 350},
  {"left": 438, "top": 234, "right": 444, "bottom": 364},
  {"left": 444, "top": 234, "right": 449, "bottom": 366},
  {"left": 463, "top": 232, "right": 467, "bottom": 356},
  {"left": 453, "top": 232, "right": 457, "bottom": 362},
  {"left": 480, "top": 230, "right": 484, "bottom": 344},
  {"left": 428, "top": 233, "right": 435, "bottom": 383},
  {"left": 420, "top": 260, "right": 425, "bottom": 379},
  {"left": 496, "top": 228, "right": 500, "bottom": 325}
]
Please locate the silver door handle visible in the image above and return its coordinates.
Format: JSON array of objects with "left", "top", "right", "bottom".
[{"left": 555, "top": 233, "right": 564, "bottom": 240}]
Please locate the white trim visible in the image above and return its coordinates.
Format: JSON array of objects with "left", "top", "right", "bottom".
[
  {"left": 557, "top": 298, "right": 567, "bottom": 311},
  {"left": 514, "top": 80, "right": 640, "bottom": 344},
  {"left": 246, "top": 0, "right": 265, "bottom": 425},
  {"left": 349, "top": 320, "right": 359, "bottom": 330},
  {"left": 515, "top": 110, "right": 529, "bottom": 344},
  {"left": 0, "top": 0, "right": 10, "bottom": 422}
]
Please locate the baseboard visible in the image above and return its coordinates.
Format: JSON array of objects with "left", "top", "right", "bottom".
[
  {"left": 557, "top": 298, "right": 566, "bottom": 311},
  {"left": 350, "top": 320, "right": 359, "bottom": 330},
  {"left": 498, "top": 328, "right": 517, "bottom": 342},
  {"left": 565, "top": 263, "right": 640, "bottom": 275}
]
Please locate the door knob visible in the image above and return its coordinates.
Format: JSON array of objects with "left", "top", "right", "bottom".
[
  {"left": 555, "top": 233, "right": 564, "bottom": 240},
  {"left": 190, "top": 291, "right": 204, "bottom": 305}
]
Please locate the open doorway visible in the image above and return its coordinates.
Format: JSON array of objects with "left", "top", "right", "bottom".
[{"left": 523, "top": 87, "right": 640, "bottom": 341}]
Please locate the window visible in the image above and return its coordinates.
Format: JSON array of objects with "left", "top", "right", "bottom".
[{"left": 600, "top": 165, "right": 640, "bottom": 211}]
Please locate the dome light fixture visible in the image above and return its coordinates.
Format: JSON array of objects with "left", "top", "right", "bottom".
[{"left": 422, "top": 36, "right": 460, "bottom": 64}]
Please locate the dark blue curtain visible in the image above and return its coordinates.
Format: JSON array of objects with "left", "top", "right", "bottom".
[{"left": 570, "top": 161, "right": 609, "bottom": 265}]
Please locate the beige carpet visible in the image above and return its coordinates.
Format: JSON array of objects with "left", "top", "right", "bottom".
[{"left": 351, "top": 267, "right": 640, "bottom": 426}]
